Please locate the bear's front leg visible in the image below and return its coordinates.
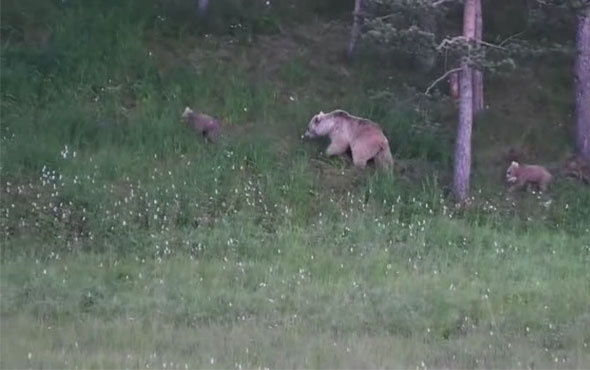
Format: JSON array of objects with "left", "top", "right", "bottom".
[
  {"left": 507, "top": 180, "right": 525, "bottom": 192},
  {"left": 325, "top": 140, "right": 349, "bottom": 157}
]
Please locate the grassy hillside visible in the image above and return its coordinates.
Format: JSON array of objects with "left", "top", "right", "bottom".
[{"left": 1, "top": 1, "right": 589, "bottom": 368}]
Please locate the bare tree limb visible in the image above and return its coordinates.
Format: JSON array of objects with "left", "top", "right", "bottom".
[
  {"left": 437, "top": 35, "right": 507, "bottom": 51},
  {"left": 432, "top": 0, "right": 457, "bottom": 7},
  {"left": 498, "top": 30, "right": 527, "bottom": 47},
  {"left": 376, "top": 13, "right": 399, "bottom": 21},
  {"left": 436, "top": 36, "right": 466, "bottom": 50},
  {"left": 478, "top": 39, "right": 508, "bottom": 50},
  {"left": 425, "top": 67, "right": 463, "bottom": 95}
]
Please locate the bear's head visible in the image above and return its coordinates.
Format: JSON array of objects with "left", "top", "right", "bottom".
[
  {"left": 506, "top": 161, "right": 520, "bottom": 183},
  {"left": 303, "top": 111, "right": 336, "bottom": 139},
  {"left": 181, "top": 106, "right": 195, "bottom": 121}
]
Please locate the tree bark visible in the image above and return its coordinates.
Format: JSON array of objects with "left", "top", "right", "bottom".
[
  {"left": 453, "top": 0, "right": 476, "bottom": 202},
  {"left": 197, "top": 0, "right": 210, "bottom": 18},
  {"left": 575, "top": 6, "right": 590, "bottom": 159},
  {"left": 454, "top": 59, "right": 474, "bottom": 202},
  {"left": 449, "top": 71, "right": 460, "bottom": 102},
  {"left": 472, "top": 0, "right": 484, "bottom": 114},
  {"left": 347, "top": 0, "right": 364, "bottom": 59}
]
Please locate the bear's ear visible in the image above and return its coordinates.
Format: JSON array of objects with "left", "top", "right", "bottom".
[{"left": 510, "top": 161, "right": 519, "bottom": 168}]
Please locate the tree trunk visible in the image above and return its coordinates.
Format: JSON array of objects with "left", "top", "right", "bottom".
[
  {"left": 453, "top": 0, "right": 476, "bottom": 202},
  {"left": 449, "top": 71, "right": 460, "bottom": 102},
  {"left": 197, "top": 0, "right": 209, "bottom": 18},
  {"left": 347, "top": 0, "right": 364, "bottom": 59},
  {"left": 454, "top": 59, "right": 474, "bottom": 202},
  {"left": 575, "top": 6, "right": 590, "bottom": 159},
  {"left": 472, "top": 0, "right": 484, "bottom": 114}
]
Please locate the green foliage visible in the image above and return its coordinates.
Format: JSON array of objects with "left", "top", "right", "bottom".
[
  {"left": 154, "top": 0, "right": 281, "bottom": 37},
  {"left": 363, "top": 0, "right": 444, "bottom": 71},
  {"left": 149, "top": 0, "right": 351, "bottom": 38}
]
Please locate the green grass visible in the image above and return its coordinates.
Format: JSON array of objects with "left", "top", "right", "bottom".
[
  {"left": 2, "top": 212, "right": 589, "bottom": 368},
  {"left": 1, "top": 0, "right": 590, "bottom": 368}
]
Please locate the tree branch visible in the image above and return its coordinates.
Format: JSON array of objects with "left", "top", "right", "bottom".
[
  {"left": 432, "top": 0, "right": 457, "bottom": 7},
  {"left": 478, "top": 39, "right": 508, "bottom": 50},
  {"left": 498, "top": 30, "right": 526, "bottom": 47},
  {"left": 436, "top": 36, "right": 508, "bottom": 51},
  {"left": 376, "top": 13, "right": 399, "bottom": 21},
  {"left": 425, "top": 67, "right": 463, "bottom": 95},
  {"left": 436, "top": 36, "right": 466, "bottom": 50}
]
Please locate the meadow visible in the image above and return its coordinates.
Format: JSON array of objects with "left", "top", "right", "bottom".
[{"left": 1, "top": 1, "right": 589, "bottom": 368}]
